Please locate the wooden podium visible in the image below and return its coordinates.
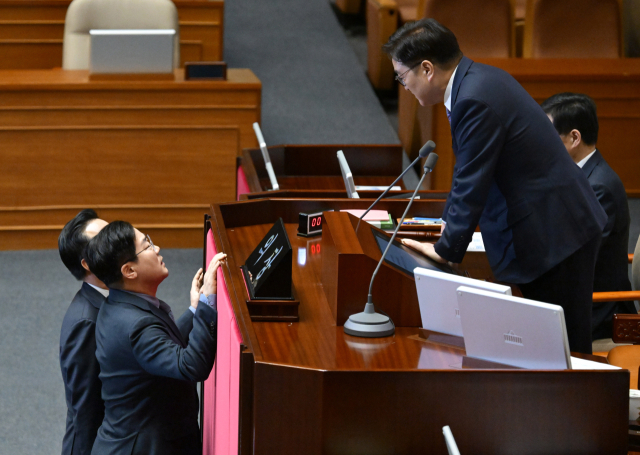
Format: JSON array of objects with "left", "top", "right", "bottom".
[
  {"left": 238, "top": 144, "right": 407, "bottom": 193},
  {"left": 206, "top": 197, "right": 630, "bottom": 455}
]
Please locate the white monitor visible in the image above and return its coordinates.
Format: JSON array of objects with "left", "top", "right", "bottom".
[
  {"left": 456, "top": 286, "right": 571, "bottom": 369},
  {"left": 414, "top": 268, "right": 511, "bottom": 337},
  {"left": 89, "top": 29, "right": 175, "bottom": 74},
  {"left": 336, "top": 150, "right": 359, "bottom": 199},
  {"left": 252, "top": 122, "right": 280, "bottom": 191}
]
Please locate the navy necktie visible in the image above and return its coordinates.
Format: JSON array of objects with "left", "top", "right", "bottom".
[{"left": 446, "top": 107, "right": 452, "bottom": 125}]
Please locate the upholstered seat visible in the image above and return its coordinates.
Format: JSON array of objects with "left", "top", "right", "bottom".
[
  {"left": 523, "top": 0, "right": 622, "bottom": 58},
  {"left": 62, "top": 0, "right": 180, "bottom": 70}
]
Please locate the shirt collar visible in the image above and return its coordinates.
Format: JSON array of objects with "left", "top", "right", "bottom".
[
  {"left": 87, "top": 282, "right": 109, "bottom": 297},
  {"left": 120, "top": 289, "right": 160, "bottom": 309},
  {"left": 444, "top": 64, "right": 459, "bottom": 112},
  {"left": 576, "top": 149, "right": 597, "bottom": 168}
]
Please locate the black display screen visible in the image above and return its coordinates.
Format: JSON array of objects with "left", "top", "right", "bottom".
[{"left": 371, "top": 228, "right": 454, "bottom": 276}]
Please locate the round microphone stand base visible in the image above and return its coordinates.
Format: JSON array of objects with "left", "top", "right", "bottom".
[{"left": 343, "top": 303, "right": 395, "bottom": 338}]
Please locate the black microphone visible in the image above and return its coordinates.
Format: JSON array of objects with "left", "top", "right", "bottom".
[
  {"left": 356, "top": 140, "right": 436, "bottom": 232},
  {"left": 344, "top": 152, "right": 439, "bottom": 338}
]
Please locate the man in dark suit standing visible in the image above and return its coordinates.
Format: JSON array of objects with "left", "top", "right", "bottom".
[
  {"left": 384, "top": 19, "right": 607, "bottom": 353},
  {"left": 542, "top": 92, "right": 636, "bottom": 339},
  {"left": 59, "top": 209, "right": 109, "bottom": 455},
  {"left": 85, "top": 221, "right": 225, "bottom": 455}
]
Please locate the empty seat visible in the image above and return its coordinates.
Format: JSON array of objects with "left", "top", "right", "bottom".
[
  {"left": 62, "top": 0, "right": 180, "bottom": 70},
  {"left": 523, "top": 0, "right": 622, "bottom": 58}
]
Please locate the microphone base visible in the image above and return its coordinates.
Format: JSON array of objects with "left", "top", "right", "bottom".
[{"left": 344, "top": 311, "right": 395, "bottom": 338}]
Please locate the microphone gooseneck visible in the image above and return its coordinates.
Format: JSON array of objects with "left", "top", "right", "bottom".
[
  {"left": 355, "top": 140, "right": 435, "bottom": 233},
  {"left": 343, "top": 150, "right": 438, "bottom": 338},
  {"left": 367, "top": 152, "right": 438, "bottom": 298}
]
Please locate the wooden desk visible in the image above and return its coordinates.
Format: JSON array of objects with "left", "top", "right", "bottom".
[
  {"left": 399, "top": 58, "right": 640, "bottom": 195},
  {"left": 0, "top": 68, "right": 260, "bottom": 250},
  {"left": 207, "top": 197, "right": 629, "bottom": 455},
  {"left": 239, "top": 144, "right": 406, "bottom": 194},
  {"left": 240, "top": 189, "right": 450, "bottom": 200},
  {"left": 0, "top": 0, "right": 224, "bottom": 69}
]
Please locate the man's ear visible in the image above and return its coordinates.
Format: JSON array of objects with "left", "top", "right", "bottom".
[
  {"left": 121, "top": 261, "right": 137, "bottom": 281},
  {"left": 81, "top": 258, "right": 91, "bottom": 273},
  {"left": 421, "top": 60, "right": 435, "bottom": 80},
  {"left": 569, "top": 129, "right": 582, "bottom": 148}
]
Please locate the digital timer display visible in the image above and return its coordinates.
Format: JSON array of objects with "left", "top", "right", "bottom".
[{"left": 298, "top": 212, "right": 323, "bottom": 237}]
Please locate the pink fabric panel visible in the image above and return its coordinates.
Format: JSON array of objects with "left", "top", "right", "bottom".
[
  {"left": 203, "top": 229, "right": 243, "bottom": 455},
  {"left": 236, "top": 166, "right": 251, "bottom": 201}
]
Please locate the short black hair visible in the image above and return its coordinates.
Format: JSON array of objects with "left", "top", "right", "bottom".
[
  {"left": 58, "top": 209, "right": 99, "bottom": 280},
  {"left": 541, "top": 92, "right": 599, "bottom": 145},
  {"left": 84, "top": 221, "right": 137, "bottom": 287},
  {"left": 382, "top": 18, "right": 462, "bottom": 69}
]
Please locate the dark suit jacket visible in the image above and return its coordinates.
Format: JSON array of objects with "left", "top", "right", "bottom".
[
  {"left": 435, "top": 56, "right": 607, "bottom": 283},
  {"left": 91, "top": 289, "right": 217, "bottom": 455},
  {"left": 60, "top": 282, "right": 106, "bottom": 455},
  {"left": 584, "top": 150, "right": 635, "bottom": 338}
]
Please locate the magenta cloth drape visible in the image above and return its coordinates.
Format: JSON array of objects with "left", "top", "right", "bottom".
[
  {"left": 236, "top": 166, "right": 250, "bottom": 201},
  {"left": 203, "top": 229, "right": 243, "bottom": 455}
]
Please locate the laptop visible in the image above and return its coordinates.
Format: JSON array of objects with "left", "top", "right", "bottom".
[
  {"left": 336, "top": 150, "right": 359, "bottom": 198},
  {"left": 89, "top": 29, "right": 175, "bottom": 74},
  {"left": 456, "top": 286, "right": 571, "bottom": 369},
  {"left": 414, "top": 268, "right": 511, "bottom": 337}
]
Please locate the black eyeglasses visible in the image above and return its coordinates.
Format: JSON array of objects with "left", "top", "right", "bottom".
[
  {"left": 395, "top": 63, "right": 419, "bottom": 87},
  {"left": 135, "top": 234, "right": 156, "bottom": 256}
]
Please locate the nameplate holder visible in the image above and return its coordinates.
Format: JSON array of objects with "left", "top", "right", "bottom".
[
  {"left": 241, "top": 218, "right": 294, "bottom": 301},
  {"left": 185, "top": 61, "right": 227, "bottom": 80}
]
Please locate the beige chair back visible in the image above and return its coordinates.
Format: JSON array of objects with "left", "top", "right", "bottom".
[
  {"left": 523, "top": 0, "right": 623, "bottom": 58},
  {"left": 63, "top": 0, "right": 180, "bottom": 70},
  {"left": 422, "top": 0, "right": 515, "bottom": 57}
]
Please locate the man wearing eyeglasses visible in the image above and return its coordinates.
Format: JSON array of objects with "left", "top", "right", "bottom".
[
  {"left": 84, "top": 221, "right": 226, "bottom": 455},
  {"left": 384, "top": 18, "right": 607, "bottom": 354}
]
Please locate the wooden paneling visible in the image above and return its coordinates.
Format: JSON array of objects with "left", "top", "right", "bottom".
[
  {"left": 0, "top": 204, "right": 210, "bottom": 249},
  {"left": 399, "top": 58, "right": 640, "bottom": 195},
  {"left": 209, "top": 198, "right": 630, "bottom": 454},
  {"left": 0, "top": 67, "right": 261, "bottom": 250},
  {"left": 0, "top": 0, "right": 224, "bottom": 69}
]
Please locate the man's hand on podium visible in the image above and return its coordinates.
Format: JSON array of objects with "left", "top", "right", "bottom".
[{"left": 401, "top": 238, "right": 447, "bottom": 264}]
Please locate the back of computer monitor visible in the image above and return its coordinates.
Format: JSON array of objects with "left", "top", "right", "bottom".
[
  {"left": 90, "top": 29, "right": 175, "bottom": 74},
  {"left": 456, "top": 286, "right": 571, "bottom": 369},
  {"left": 414, "top": 268, "right": 511, "bottom": 337},
  {"left": 336, "top": 150, "right": 359, "bottom": 198}
]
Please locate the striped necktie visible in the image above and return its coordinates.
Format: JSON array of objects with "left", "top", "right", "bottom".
[{"left": 446, "top": 107, "right": 452, "bottom": 125}]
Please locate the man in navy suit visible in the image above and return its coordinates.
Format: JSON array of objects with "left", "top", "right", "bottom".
[
  {"left": 384, "top": 19, "right": 607, "bottom": 353},
  {"left": 59, "top": 209, "right": 109, "bottom": 455},
  {"left": 84, "top": 221, "right": 226, "bottom": 455},
  {"left": 542, "top": 92, "right": 636, "bottom": 339}
]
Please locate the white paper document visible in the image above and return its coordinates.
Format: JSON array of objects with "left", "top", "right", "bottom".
[
  {"left": 466, "top": 232, "right": 485, "bottom": 252},
  {"left": 570, "top": 356, "right": 621, "bottom": 370}
]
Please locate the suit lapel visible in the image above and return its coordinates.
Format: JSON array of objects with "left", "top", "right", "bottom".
[
  {"left": 449, "top": 56, "right": 473, "bottom": 154},
  {"left": 108, "top": 289, "right": 186, "bottom": 345},
  {"left": 450, "top": 55, "right": 473, "bottom": 111},
  {"left": 581, "top": 149, "right": 602, "bottom": 179}
]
